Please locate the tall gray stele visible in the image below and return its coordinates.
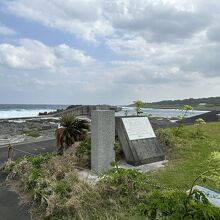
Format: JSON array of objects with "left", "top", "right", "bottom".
[{"left": 91, "top": 110, "right": 115, "bottom": 173}]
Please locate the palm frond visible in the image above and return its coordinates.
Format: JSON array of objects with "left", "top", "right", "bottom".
[
  {"left": 60, "top": 113, "right": 76, "bottom": 127},
  {"left": 56, "top": 114, "right": 90, "bottom": 155}
]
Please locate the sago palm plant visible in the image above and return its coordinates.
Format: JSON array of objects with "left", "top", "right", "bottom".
[{"left": 55, "top": 113, "right": 90, "bottom": 155}]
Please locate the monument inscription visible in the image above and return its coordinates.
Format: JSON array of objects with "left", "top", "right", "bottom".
[
  {"left": 116, "top": 116, "right": 165, "bottom": 165},
  {"left": 122, "top": 117, "right": 156, "bottom": 140}
]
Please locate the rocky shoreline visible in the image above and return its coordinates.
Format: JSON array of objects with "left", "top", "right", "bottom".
[
  {"left": 0, "top": 114, "right": 177, "bottom": 147},
  {"left": 0, "top": 117, "right": 59, "bottom": 146},
  {"left": 3, "top": 108, "right": 216, "bottom": 147}
]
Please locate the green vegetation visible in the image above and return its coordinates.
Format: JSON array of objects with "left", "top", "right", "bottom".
[
  {"left": 75, "top": 138, "right": 91, "bottom": 168},
  {"left": 143, "top": 189, "right": 220, "bottom": 219},
  {"left": 3, "top": 122, "right": 220, "bottom": 219},
  {"left": 99, "top": 167, "right": 220, "bottom": 220},
  {"left": 175, "top": 105, "right": 193, "bottom": 135},
  {"left": 129, "top": 96, "right": 220, "bottom": 111},
  {"left": 194, "top": 118, "right": 206, "bottom": 138},
  {"left": 21, "top": 129, "right": 40, "bottom": 138},
  {"left": 4, "top": 152, "right": 131, "bottom": 220},
  {"left": 133, "top": 100, "right": 144, "bottom": 115},
  {"left": 74, "top": 139, "right": 123, "bottom": 170},
  {"left": 55, "top": 113, "right": 90, "bottom": 155},
  {"left": 149, "top": 122, "right": 220, "bottom": 191},
  {"left": 75, "top": 138, "right": 91, "bottom": 159}
]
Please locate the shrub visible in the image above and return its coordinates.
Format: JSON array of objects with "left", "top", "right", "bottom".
[
  {"left": 143, "top": 190, "right": 220, "bottom": 220},
  {"left": 29, "top": 153, "right": 55, "bottom": 169},
  {"left": 75, "top": 139, "right": 91, "bottom": 158},
  {"left": 55, "top": 113, "right": 90, "bottom": 155},
  {"left": 75, "top": 139, "right": 124, "bottom": 169},
  {"left": 6, "top": 152, "right": 125, "bottom": 219},
  {"left": 75, "top": 139, "right": 91, "bottom": 168},
  {"left": 113, "top": 140, "right": 123, "bottom": 161},
  {"left": 155, "top": 128, "right": 176, "bottom": 154},
  {"left": 99, "top": 168, "right": 149, "bottom": 194},
  {"left": 133, "top": 100, "right": 145, "bottom": 115},
  {"left": 193, "top": 118, "right": 206, "bottom": 138},
  {"left": 98, "top": 168, "right": 153, "bottom": 215},
  {"left": 6, "top": 153, "right": 55, "bottom": 192},
  {"left": 98, "top": 167, "right": 220, "bottom": 219}
]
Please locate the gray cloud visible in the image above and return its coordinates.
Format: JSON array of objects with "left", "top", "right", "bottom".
[
  {"left": 1, "top": 0, "right": 220, "bottom": 104},
  {"left": 207, "top": 25, "right": 220, "bottom": 42},
  {"left": 182, "top": 44, "right": 220, "bottom": 77},
  {"left": 105, "top": 1, "right": 210, "bottom": 43}
]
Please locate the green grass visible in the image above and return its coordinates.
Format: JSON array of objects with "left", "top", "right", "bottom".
[
  {"left": 147, "top": 122, "right": 220, "bottom": 191},
  {"left": 21, "top": 129, "right": 41, "bottom": 138},
  {"left": 5, "top": 122, "right": 220, "bottom": 219}
]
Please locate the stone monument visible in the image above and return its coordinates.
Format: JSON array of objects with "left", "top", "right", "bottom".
[
  {"left": 91, "top": 110, "right": 115, "bottom": 173},
  {"left": 116, "top": 116, "right": 165, "bottom": 166}
]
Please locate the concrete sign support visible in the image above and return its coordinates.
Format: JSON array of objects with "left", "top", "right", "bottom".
[{"left": 91, "top": 110, "right": 115, "bottom": 173}]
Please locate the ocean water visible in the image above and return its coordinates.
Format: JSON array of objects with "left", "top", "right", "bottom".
[
  {"left": 0, "top": 104, "right": 68, "bottom": 119},
  {"left": 116, "top": 107, "right": 208, "bottom": 118},
  {"left": 0, "top": 104, "right": 208, "bottom": 119}
]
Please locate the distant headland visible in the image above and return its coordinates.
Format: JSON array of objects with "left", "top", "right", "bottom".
[{"left": 129, "top": 96, "right": 220, "bottom": 111}]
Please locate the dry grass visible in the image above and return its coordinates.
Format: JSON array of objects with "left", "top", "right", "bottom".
[{"left": 4, "top": 148, "right": 129, "bottom": 220}]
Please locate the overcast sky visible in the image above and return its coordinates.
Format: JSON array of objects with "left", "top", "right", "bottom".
[{"left": 0, "top": 0, "right": 220, "bottom": 105}]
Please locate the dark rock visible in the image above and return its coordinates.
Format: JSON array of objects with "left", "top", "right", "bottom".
[
  {"left": 39, "top": 111, "right": 48, "bottom": 116},
  {"left": 183, "top": 110, "right": 220, "bottom": 124},
  {"left": 66, "top": 105, "right": 82, "bottom": 110}
]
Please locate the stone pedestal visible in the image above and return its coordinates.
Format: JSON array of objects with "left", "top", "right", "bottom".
[{"left": 91, "top": 110, "right": 115, "bottom": 173}]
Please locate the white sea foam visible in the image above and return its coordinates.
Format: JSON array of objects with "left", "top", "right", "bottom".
[
  {"left": 0, "top": 109, "right": 56, "bottom": 119},
  {"left": 8, "top": 119, "right": 27, "bottom": 123},
  {"left": 0, "top": 105, "right": 208, "bottom": 119}
]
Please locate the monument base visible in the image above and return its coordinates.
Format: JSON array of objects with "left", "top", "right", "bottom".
[{"left": 116, "top": 116, "right": 165, "bottom": 166}]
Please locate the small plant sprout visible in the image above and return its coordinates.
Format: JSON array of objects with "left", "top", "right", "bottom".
[
  {"left": 181, "top": 105, "right": 193, "bottom": 118},
  {"left": 75, "top": 139, "right": 91, "bottom": 158},
  {"left": 133, "top": 100, "right": 145, "bottom": 116},
  {"left": 194, "top": 118, "right": 206, "bottom": 138},
  {"left": 112, "top": 141, "right": 121, "bottom": 171},
  {"left": 175, "top": 105, "right": 193, "bottom": 136}
]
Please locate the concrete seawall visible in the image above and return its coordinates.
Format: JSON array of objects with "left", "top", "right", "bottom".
[{"left": 53, "top": 105, "right": 121, "bottom": 117}]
